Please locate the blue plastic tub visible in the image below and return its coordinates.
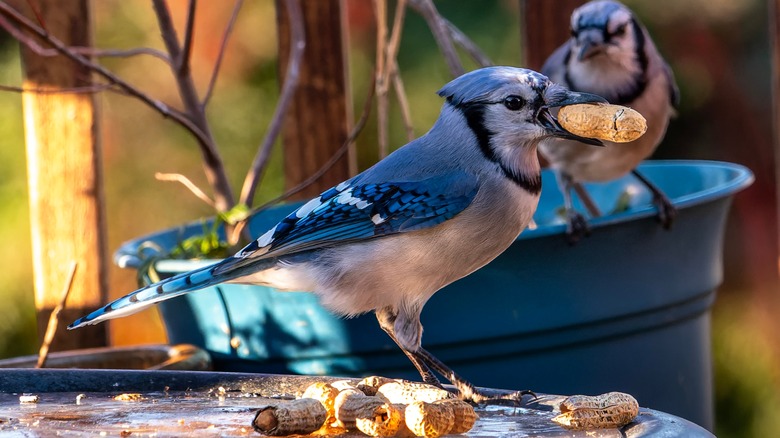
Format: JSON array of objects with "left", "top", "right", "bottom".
[{"left": 115, "top": 160, "right": 753, "bottom": 429}]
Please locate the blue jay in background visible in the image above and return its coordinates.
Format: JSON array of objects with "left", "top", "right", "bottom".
[
  {"left": 539, "top": 0, "right": 679, "bottom": 242},
  {"left": 70, "top": 67, "right": 606, "bottom": 402}
]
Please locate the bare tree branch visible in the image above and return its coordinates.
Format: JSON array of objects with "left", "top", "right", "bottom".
[
  {"left": 238, "top": 0, "right": 305, "bottom": 207},
  {"left": 442, "top": 17, "right": 492, "bottom": 67},
  {"left": 74, "top": 47, "right": 172, "bottom": 64},
  {"left": 155, "top": 172, "right": 215, "bottom": 208},
  {"left": 23, "top": 0, "right": 45, "bottom": 29},
  {"left": 151, "top": 0, "right": 235, "bottom": 212},
  {"left": 374, "top": 0, "right": 389, "bottom": 158},
  {"left": 408, "top": 0, "right": 464, "bottom": 77},
  {"left": 392, "top": 70, "right": 415, "bottom": 141},
  {"left": 0, "top": 2, "right": 216, "bottom": 166},
  {"left": 179, "top": 0, "right": 197, "bottom": 76},
  {"left": 249, "top": 68, "right": 377, "bottom": 218},
  {"left": 36, "top": 261, "right": 77, "bottom": 369},
  {"left": 383, "top": 0, "right": 406, "bottom": 86},
  {"left": 0, "top": 11, "right": 170, "bottom": 63},
  {"left": 203, "top": 0, "right": 244, "bottom": 108}
]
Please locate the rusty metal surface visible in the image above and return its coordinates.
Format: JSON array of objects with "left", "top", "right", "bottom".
[
  {"left": 0, "top": 369, "right": 713, "bottom": 437},
  {"left": 0, "top": 345, "right": 211, "bottom": 371}
]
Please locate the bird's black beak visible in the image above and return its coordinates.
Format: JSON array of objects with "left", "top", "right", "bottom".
[
  {"left": 577, "top": 30, "right": 605, "bottom": 61},
  {"left": 539, "top": 86, "right": 608, "bottom": 146}
]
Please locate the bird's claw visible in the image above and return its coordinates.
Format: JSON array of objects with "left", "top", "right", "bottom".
[
  {"left": 421, "top": 372, "right": 444, "bottom": 389},
  {"left": 463, "top": 389, "right": 537, "bottom": 406},
  {"left": 565, "top": 211, "right": 591, "bottom": 245},
  {"left": 653, "top": 193, "right": 677, "bottom": 229}
]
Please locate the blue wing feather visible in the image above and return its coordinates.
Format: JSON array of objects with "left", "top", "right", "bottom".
[{"left": 233, "top": 170, "right": 479, "bottom": 263}]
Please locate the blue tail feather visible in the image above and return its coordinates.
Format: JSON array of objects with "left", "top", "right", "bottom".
[{"left": 68, "top": 255, "right": 274, "bottom": 329}]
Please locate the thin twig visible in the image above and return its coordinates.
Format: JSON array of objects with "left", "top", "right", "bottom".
[
  {"left": 442, "top": 17, "right": 492, "bottom": 67},
  {"left": 248, "top": 68, "right": 377, "bottom": 218},
  {"left": 73, "top": 46, "right": 172, "bottom": 64},
  {"left": 374, "top": 0, "right": 389, "bottom": 158},
  {"left": 408, "top": 0, "right": 464, "bottom": 77},
  {"left": 0, "top": 2, "right": 214, "bottom": 156},
  {"left": 392, "top": 70, "right": 415, "bottom": 141},
  {"left": 0, "top": 11, "right": 50, "bottom": 55},
  {"left": 179, "top": 0, "right": 197, "bottom": 76},
  {"left": 238, "top": 0, "right": 305, "bottom": 207},
  {"left": 383, "top": 0, "right": 406, "bottom": 87},
  {"left": 384, "top": 0, "right": 412, "bottom": 142},
  {"left": 151, "top": 0, "right": 235, "bottom": 213},
  {"left": 155, "top": 172, "right": 216, "bottom": 207},
  {"left": 36, "top": 261, "right": 78, "bottom": 369},
  {"left": 203, "top": 0, "right": 244, "bottom": 108},
  {"left": 12, "top": 43, "right": 172, "bottom": 63},
  {"left": 0, "top": 12, "right": 169, "bottom": 64},
  {"left": 24, "top": 0, "right": 45, "bottom": 29}
]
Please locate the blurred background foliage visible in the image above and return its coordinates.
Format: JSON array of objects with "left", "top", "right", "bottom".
[{"left": 0, "top": 0, "right": 777, "bottom": 435}]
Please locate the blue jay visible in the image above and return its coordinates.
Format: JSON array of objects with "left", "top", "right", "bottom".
[
  {"left": 69, "top": 67, "right": 606, "bottom": 402},
  {"left": 539, "top": 0, "right": 679, "bottom": 242}
]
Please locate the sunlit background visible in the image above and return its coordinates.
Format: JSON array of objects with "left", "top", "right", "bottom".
[{"left": 0, "top": 0, "right": 777, "bottom": 436}]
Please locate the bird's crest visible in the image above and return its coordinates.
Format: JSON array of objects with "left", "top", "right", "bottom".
[
  {"left": 437, "top": 67, "right": 548, "bottom": 107},
  {"left": 572, "top": 0, "right": 627, "bottom": 31}
]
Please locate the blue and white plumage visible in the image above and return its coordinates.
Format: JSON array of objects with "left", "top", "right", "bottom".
[
  {"left": 70, "top": 67, "right": 606, "bottom": 401},
  {"left": 539, "top": 0, "right": 679, "bottom": 242}
]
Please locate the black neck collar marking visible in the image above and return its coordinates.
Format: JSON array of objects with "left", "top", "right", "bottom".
[{"left": 451, "top": 101, "right": 541, "bottom": 195}]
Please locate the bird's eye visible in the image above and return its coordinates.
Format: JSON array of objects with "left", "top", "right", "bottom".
[
  {"left": 503, "top": 95, "right": 524, "bottom": 111},
  {"left": 612, "top": 23, "right": 627, "bottom": 37},
  {"left": 570, "top": 28, "right": 578, "bottom": 37}
]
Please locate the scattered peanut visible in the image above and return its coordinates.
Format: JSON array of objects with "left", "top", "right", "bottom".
[
  {"left": 252, "top": 398, "right": 327, "bottom": 436},
  {"left": 19, "top": 394, "right": 39, "bottom": 404},
  {"left": 552, "top": 391, "right": 639, "bottom": 430},
  {"left": 432, "top": 399, "right": 477, "bottom": 434},
  {"left": 302, "top": 382, "right": 340, "bottom": 424},
  {"left": 376, "top": 381, "right": 454, "bottom": 405},
  {"left": 404, "top": 401, "right": 454, "bottom": 438},
  {"left": 113, "top": 393, "right": 143, "bottom": 402},
  {"left": 558, "top": 104, "right": 647, "bottom": 143},
  {"left": 355, "top": 402, "right": 405, "bottom": 437},
  {"left": 334, "top": 389, "right": 385, "bottom": 428},
  {"left": 252, "top": 378, "right": 478, "bottom": 436},
  {"left": 357, "top": 376, "right": 395, "bottom": 396}
]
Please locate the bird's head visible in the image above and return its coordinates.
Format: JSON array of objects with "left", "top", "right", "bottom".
[
  {"left": 437, "top": 67, "right": 606, "bottom": 191},
  {"left": 438, "top": 66, "right": 606, "bottom": 149},
  {"left": 569, "top": 0, "right": 640, "bottom": 67}
]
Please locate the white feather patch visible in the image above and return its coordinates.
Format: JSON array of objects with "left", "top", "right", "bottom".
[
  {"left": 335, "top": 190, "right": 372, "bottom": 210},
  {"left": 255, "top": 227, "right": 276, "bottom": 248},
  {"left": 296, "top": 198, "right": 322, "bottom": 218},
  {"left": 371, "top": 214, "right": 386, "bottom": 225}
]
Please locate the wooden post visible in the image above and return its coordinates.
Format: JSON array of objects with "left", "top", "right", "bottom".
[
  {"left": 15, "top": 0, "right": 109, "bottom": 350},
  {"left": 519, "top": 0, "right": 585, "bottom": 71},
  {"left": 772, "top": 0, "right": 780, "bottom": 276},
  {"left": 277, "top": 0, "right": 352, "bottom": 199}
]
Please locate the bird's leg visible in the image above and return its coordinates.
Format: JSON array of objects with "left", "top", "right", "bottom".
[
  {"left": 572, "top": 182, "right": 602, "bottom": 218},
  {"left": 556, "top": 171, "right": 590, "bottom": 244},
  {"left": 375, "top": 307, "right": 442, "bottom": 387},
  {"left": 413, "top": 347, "right": 535, "bottom": 404},
  {"left": 631, "top": 169, "right": 676, "bottom": 229}
]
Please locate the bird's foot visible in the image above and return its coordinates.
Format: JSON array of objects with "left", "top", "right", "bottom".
[
  {"left": 457, "top": 384, "right": 537, "bottom": 406},
  {"left": 565, "top": 210, "right": 591, "bottom": 245},
  {"left": 420, "top": 370, "right": 444, "bottom": 389},
  {"left": 467, "top": 389, "right": 537, "bottom": 406},
  {"left": 653, "top": 193, "right": 677, "bottom": 229}
]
